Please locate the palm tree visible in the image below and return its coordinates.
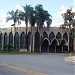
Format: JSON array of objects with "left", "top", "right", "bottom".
[
  {"left": 35, "top": 4, "right": 52, "bottom": 31},
  {"left": 29, "top": 9, "right": 36, "bottom": 52},
  {"left": 19, "top": 5, "right": 34, "bottom": 35},
  {"left": 19, "top": 4, "right": 52, "bottom": 52},
  {"left": 19, "top": 5, "right": 34, "bottom": 51},
  {"left": 44, "top": 10, "right": 52, "bottom": 29},
  {"left": 6, "top": 9, "right": 19, "bottom": 32}
]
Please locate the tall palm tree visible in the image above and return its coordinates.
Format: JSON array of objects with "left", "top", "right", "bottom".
[
  {"left": 19, "top": 4, "right": 34, "bottom": 35},
  {"left": 6, "top": 9, "right": 19, "bottom": 32},
  {"left": 35, "top": 4, "right": 52, "bottom": 31},
  {"left": 19, "top": 5, "right": 34, "bottom": 50},
  {"left": 44, "top": 10, "right": 52, "bottom": 29},
  {"left": 19, "top": 4, "right": 52, "bottom": 52},
  {"left": 29, "top": 9, "right": 36, "bottom": 52}
]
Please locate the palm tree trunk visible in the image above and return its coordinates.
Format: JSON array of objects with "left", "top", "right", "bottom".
[
  {"left": 26, "top": 22, "right": 28, "bottom": 36},
  {"left": 37, "top": 25, "right": 39, "bottom": 32},
  {"left": 14, "top": 22, "right": 16, "bottom": 33},
  {"left": 31, "top": 25, "right": 32, "bottom": 52},
  {"left": 25, "top": 21, "right": 28, "bottom": 50},
  {"left": 31, "top": 25, "right": 34, "bottom": 52}
]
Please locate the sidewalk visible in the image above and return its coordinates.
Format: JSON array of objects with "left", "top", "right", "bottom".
[{"left": 65, "top": 56, "right": 75, "bottom": 63}]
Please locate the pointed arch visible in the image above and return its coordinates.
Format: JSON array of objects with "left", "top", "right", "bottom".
[
  {"left": 50, "top": 39, "right": 59, "bottom": 52},
  {"left": 9, "top": 32, "right": 13, "bottom": 45},
  {"left": 42, "top": 38, "right": 50, "bottom": 45},
  {"left": 0, "top": 33, "right": 3, "bottom": 49},
  {"left": 56, "top": 39, "right": 68, "bottom": 52},
  {"left": 27, "top": 32, "right": 31, "bottom": 50},
  {"left": 34, "top": 32, "right": 40, "bottom": 52},
  {"left": 60, "top": 39, "right": 68, "bottom": 52},
  {"left": 20, "top": 32, "right": 26, "bottom": 49},
  {"left": 41, "top": 38, "right": 50, "bottom": 52},
  {"left": 51, "top": 39, "right": 59, "bottom": 45},
  {"left": 14, "top": 32, "right": 19, "bottom": 50},
  {"left": 56, "top": 32, "right": 62, "bottom": 39},
  {"left": 60, "top": 39, "right": 68, "bottom": 45},
  {"left": 49, "top": 32, "right": 55, "bottom": 40},
  {"left": 63, "top": 32, "right": 68, "bottom": 42},
  {"left": 4, "top": 32, "right": 8, "bottom": 49},
  {"left": 43, "top": 31, "right": 48, "bottom": 39}
]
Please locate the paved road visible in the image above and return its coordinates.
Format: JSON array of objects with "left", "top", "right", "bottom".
[
  {"left": 0, "top": 65, "right": 31, "bottom": 75},
  {"left": 0, "top": 53, "right": 75, "bottom": 75}
]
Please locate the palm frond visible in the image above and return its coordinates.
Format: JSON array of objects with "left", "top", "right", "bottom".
[{"left": 6, "top": 16, "right": 13, "bottom": 22}]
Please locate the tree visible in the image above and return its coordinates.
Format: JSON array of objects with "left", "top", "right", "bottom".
[
  {"left": 44, "top": 10, "right": 52, "bottom": 29},
  {"left": 61, "top": 8, "right": 75, "bottom": 51},
  {"left": 29, "top": 9, "right": 36, "bottom": 52},
  {"left": 18, "top": 4, "right": 52, "bottom": 52},
  {"left": 6, "top": 9, "right": 19, "bottom": 32},
  {"left": 19, "top": 5, "right": 34, "bottom": 35},
  {"left": 62, "top": 8, "right": 75, "bottom": 27},
  {"left": 35, "top": 4, "right": 52, "bottom": 31},
  {"left": 19, "top": 5, "right": 35, "bottom": 51}
]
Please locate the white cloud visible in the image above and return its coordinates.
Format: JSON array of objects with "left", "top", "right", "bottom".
[
  {"left": 72, "top": 0, "right": 75, "bottom": 12},
  {"left": 51, "top": 5, "right": 69, "bottom": 27},
  {"left": 51, "top": 19, "right": 63, "bottom": 27},
  {"left": 0, "top": 4, "right": 24, "bottom": 28},
  {"left": 14, "top": 4, "right": 23, "bottom": 11},
  {"left": 0, "top": 4, "right": 74, "bottom": 28},
  {"left": 57, "top": 5, "right": 67, "bottom": 16}
]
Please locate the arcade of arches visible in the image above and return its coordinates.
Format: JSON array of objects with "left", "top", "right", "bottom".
[{"left": 0, "top": 31, "right": 74, "bottom": 52}]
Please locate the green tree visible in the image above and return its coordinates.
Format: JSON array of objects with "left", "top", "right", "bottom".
[
  {"left": 35, "top": 4, "right": 52, "bottom": 31},
  {"left": 6, "top": 9, "right": 19, "bottom": 32},
  {"left": 29, "top": 9, "right": 36, "bottom": 52},
  {"left": 61, "top": 8, "right": 75, "bottom": 51},
  {"left": 19, "top": 4, "right": 34, "bottom": 35},
  {"left": 19, "top": 4, "right": 52, "bottom": 52},
  {"left": 19, "top": 5, "right": 35, "bottom": 51}
]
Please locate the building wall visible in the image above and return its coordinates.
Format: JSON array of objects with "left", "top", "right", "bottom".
[{"left": 0, "top": 27, "right": 74, "bottom": 52}]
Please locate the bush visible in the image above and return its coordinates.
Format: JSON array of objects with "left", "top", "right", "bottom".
[{"left": 6, "top": 43, "right": 13, "bottom": 50}]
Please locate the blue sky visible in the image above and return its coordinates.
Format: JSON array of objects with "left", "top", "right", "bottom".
[{"left": 0, "top": 0, "right": 74, "bottom": 28}]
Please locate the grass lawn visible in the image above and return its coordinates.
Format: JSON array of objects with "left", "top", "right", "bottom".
[{"left": 0, "top": 50, "right": 34, "bottom": 54}]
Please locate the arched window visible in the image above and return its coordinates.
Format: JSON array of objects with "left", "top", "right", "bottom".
[
  {"left": 50, "top": 39, "right": 59, "bottom": 52},
  {"left": 20, "top": 32, "right": 26, "bottom": 49},
  {"left": 4, "top": 32, "right": 8, "bottom": 49},
  {"left": 34, "top": 32, "right": 40, "bottom": 52},
  {"left": 63, "top": 32, "right": 68, "bottom": 42},
  {"left": 43, "top": 31, "right": 48, "bottom": 39},
  {"left": 27, "top": 32, "right": 31, "bottom": 46},
  {"left": 61, "top": 39, "right": 68, "bottom": 51},
  {"left": 56, "top": 32, "right": 62, "bottom": 39},
  {"left": 14, "top": 32, "right": 19, "bottom": 50},
  {"left": 41, "top": 38, "right": 50, "bottom": 52},
  {"left": 9, "top": 32, "right": 13, "bottom": 45},
  {"left": 49, "top": 32, "right": 55, "bottom": 40},
  {"left": 0, "top": 33, "right": 3, "bottom": 49}
]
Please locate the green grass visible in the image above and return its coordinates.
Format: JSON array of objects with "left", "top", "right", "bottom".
[
  {"left": 0, "top": 50, "right": 17, "bottom": 52},
  {"left": 0, "top": 50, "right": 34, "bottom": 54}
]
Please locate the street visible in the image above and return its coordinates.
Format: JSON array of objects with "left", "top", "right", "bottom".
[{"left": 0, "top": 53, "right": 74, "bottom": 75}]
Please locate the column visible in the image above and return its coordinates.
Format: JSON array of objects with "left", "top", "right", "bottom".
[{"left": 2, "top": 33, "right": 4, "bottom": 50}]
